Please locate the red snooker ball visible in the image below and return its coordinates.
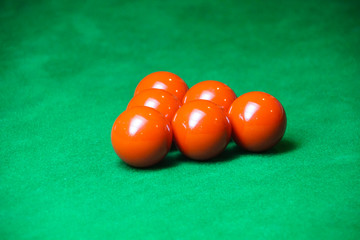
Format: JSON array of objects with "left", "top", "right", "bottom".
[
  {"left": 183, "top": 80, "right": 237, "bottom": 111},
  {"left": 111, "top": 106, "right": 172, "bottom": 167},
  {"left": 127, "top": 89, "right": 181, "bottom": 124},
  {"left": 172, "top": 100, "right": 232, "bottom": 160},
  {"left": 134, "top": 71, "right": 189, "bottom": 102},
  {"left": 228, "top": 91, "right": 287, "bottom": 152}
]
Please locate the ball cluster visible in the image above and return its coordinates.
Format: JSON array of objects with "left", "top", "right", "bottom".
[{"left": 111, "top": 71, "right": 287, "bottom": 168}]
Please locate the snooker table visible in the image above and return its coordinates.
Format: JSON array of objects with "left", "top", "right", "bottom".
[{"left": 1, "top": 0, "right": 360, "bottom": 239}]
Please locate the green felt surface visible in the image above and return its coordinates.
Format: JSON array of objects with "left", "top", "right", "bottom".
[{"left": 1, "top": 0, "right": 360, "bottom": 239}]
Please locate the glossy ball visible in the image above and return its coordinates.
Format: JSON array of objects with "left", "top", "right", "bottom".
[
  {"left": 183, "top": 80, "right": 237, "bottom": 111},
  {"left": 172, "top": 100, "right": 232, "bottom": 160},
  {"left": 134, "top": 71, "right": 188, "bottom": 102},
  {"left": 228, "top": 91, "right": 287, "bottom": 152},
  {"left": 111, "top": 107, "right": 172, "bottom": 168},
  {"left": 127, "top": 89, "right": 181, "bottom": 123}
]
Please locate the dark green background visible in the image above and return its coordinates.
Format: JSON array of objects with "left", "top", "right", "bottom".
[{"left": 1, "top": 0, "right": 359, "bottom": 239}]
